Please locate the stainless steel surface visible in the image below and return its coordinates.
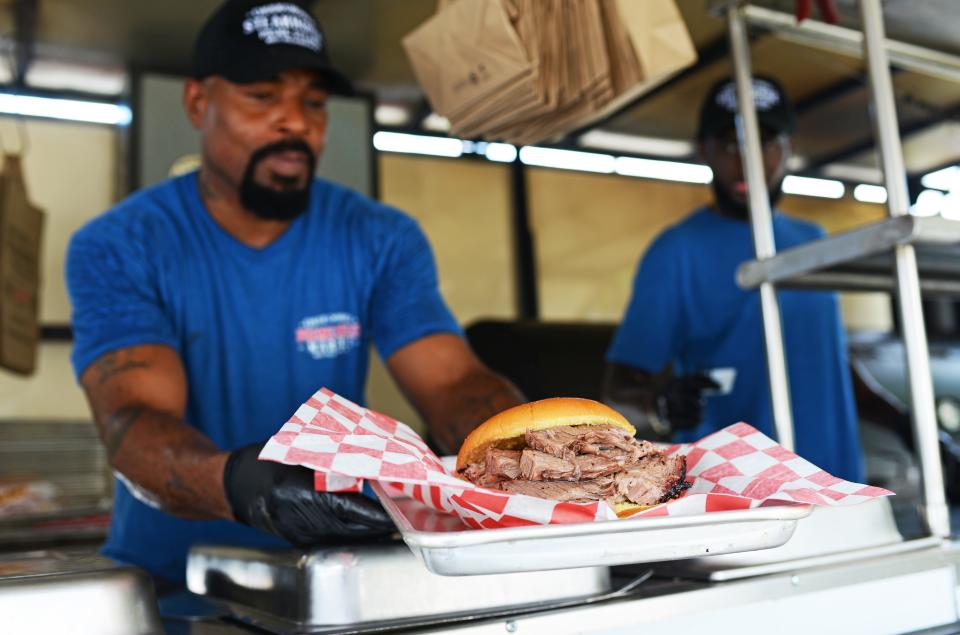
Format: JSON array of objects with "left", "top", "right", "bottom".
[
  {"left": 861, "top": 0, "right": 950, "bottom": 540},
  {"left": 737, "top": 216, "right": 960, "bottom": 290},
  {"left": 415, "top": 543, "right": 960, "bottom": 634},
  {"left": 653, "top": 497, "right": 919, "bottom": 581},
  {"left": 782, "top": 270, "right": 960, "bottom": 295},
  {"left": 373, "top": 482, "right": 811, "bottom": 576},
  {"left": 737, "top": 216, "right": 960, "bottom": 297},
  {"left": 0, "top": 419, "right": 112, "bottom": 546},
  {"left": 734, "top": 2, "right": 953, "bottom": 540},
  {"left": 743, "top": 5, "right": 960, "bottom": 85},
  {"left": 0, "top": 549, "right": 163, "bottom": 635},
  {"left": 727, "top": 5, "right": 795, "bottom": 450},
  {"left": 187, "top": 542, "right": 611, "bottom": 631}
]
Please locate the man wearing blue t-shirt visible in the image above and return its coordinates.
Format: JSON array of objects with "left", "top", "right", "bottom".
[
  {"left": 66, "top": 0, "right": 523, "bottom": 586},
  {"left": 603, "top": 76, "right": 865, "bottom": 483}
]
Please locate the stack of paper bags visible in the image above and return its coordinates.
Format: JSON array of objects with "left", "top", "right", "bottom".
[{"left": 403, "top": 0, "right": 698, "bottom": 146}]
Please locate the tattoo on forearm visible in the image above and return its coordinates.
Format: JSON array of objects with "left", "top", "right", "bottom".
[
  {"left": 93, "top": 350, "right": 150, "bottom": 386},
  {"left": 457, "top": 390, "right": 509, "bottom": 425},
  {"left": 165, "top": 469, "right": 202, "bottom": 502},
  {"left": 101, "top": 405, "right": 144, "bottom": 460},
  {"left": 439, "top": 382, "right": 524, "bottom": 453}
]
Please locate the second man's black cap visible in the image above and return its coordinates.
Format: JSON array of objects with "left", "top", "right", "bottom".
[
  {"left": 697, "top": 76, "right": 795, "bottom": 141},
  {"left": 191, "top": 0, "right": 353, "bottom": 95}
]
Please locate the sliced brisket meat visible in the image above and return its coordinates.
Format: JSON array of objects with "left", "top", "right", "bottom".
[
  {"left": 570, "top": 426, "right": 636, "bottom": 454},
  {"left": 613, "top": 455, "right": 688, "bottom": 506},
  {"left": 524, "top": 424, "right": 658, "bottom": 463},
  {"left": 520, "top": 449, "right": 580, "bottom": 480},
  {"left": 459, "top": 461, "right": 486, "bottom": 483},
  {"left": 485, "top": 448, "right": 522, "bottom": 480},
  {"left": 574, "top": 429, "right": 659, "bottom": 464},
  {"left": 572, "top": 454, "right": 623, "bottom": 479},
  {"left": 460, "top": 424, "right": 688, "bottom": 509},
  {"left": 517, "top": 449, "right": 624, "bottom": 481},
  {"left": 498, "top": 476, "right": 616, "bottom": 503},
  {"left": 523, "top": 426, "right": 584, "bottom": 459}
]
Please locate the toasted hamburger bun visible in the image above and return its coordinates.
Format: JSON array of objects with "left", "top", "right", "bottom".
[
  {"left": 614, "top": 501, "right": 652, "bottom": 518},
  {"left": 456, "top": 397, "right": 636, "bottom": 472}
]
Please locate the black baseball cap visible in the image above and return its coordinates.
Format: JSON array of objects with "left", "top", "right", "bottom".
[
  {"left": 191, "top": 0, "right": 353, "bottom": 95},
  {"left": 697, "top": 76, "right": 795, "bottom": 140}
]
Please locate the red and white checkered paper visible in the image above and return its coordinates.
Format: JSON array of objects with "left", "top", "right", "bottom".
[{"left": 260, "top": 388, "right": 892, "bottom": 529}]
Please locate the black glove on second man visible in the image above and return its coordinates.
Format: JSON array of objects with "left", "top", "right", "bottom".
[
  {"left": 656, "top": 373, "right": 720, "bottom": 431},
  {"left": 223, "top": 442, "right": 396, "bottom": 547}
]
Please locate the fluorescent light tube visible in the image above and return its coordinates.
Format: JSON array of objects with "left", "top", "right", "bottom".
[
  {"left": 911, "top": 189, "right": 944, "bottom": 217},
  {"left": 421, "top": 113, "right": 451, "bottom": 132},
  {"left": 921, "top": 165, "right": 960, "bottom": 191},
  {"left": 782, "top": 175, "right": 845, "bottom": 199},
  {"left": 484, "top": 143, "right": 517, "bottom": 163},
  {"left": 373, "top": 131, "right": 465, "bottom": 158},
  {"left": 853, "top": 184, "right": 888, "bottom": 204},
  {"left": 578, "top": 130, "right": 693, "bottom": 158},
  {"left": 614, "top": 156, "right": 713, "bottom": 184},
  {"left": 0, "top": 93, "right": 131, "bottom": 125},
  {"left": 373, "top": 104, "right": 411, "bottom": 127},
  {"left": 519, "top": 146, "right": 615, "bottom": 173}
]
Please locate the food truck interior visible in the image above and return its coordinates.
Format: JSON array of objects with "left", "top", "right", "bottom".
[{"left": 2, "top": 0, "right": 960, "bottom": 633}]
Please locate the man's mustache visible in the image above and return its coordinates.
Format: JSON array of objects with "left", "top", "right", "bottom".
[{"left": 249, "top": 139, "right": 317, "bottom": 168}]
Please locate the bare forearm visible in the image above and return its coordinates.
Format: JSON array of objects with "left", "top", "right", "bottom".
[
  {"left": 98, "top": 406, "right": 231, "bottom": 520},
  {"left": 426, "top": 371, "right": 525, "bottom": 455}
]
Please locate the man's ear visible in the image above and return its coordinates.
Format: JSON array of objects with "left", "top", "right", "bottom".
[
  {"left": 776, "top": 134, "right": 795, "bottom": 174},
  {"left": 182, "top": 79, "right": 208, "bottom": 130}
]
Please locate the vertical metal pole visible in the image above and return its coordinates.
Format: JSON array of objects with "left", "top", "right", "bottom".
[
  {"left": 511, "top": 159, "right": 539, "bottom": 320},
  {"left": 859, "top": 0, "right": 949, "bottom": 538},
  {"left": 727, "top": 6, "right": 796, "bottom": 450}
]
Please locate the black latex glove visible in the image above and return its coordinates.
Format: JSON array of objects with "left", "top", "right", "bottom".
[
  {"left": 656, "top": 373, "right": 720, "bottom": 431},
  {"left": 223, "top": 442, "right": 396, "bottom": 547}
]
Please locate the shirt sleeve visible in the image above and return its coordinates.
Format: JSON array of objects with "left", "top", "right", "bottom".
[
  {"left": 66, "top": 220, "right": 179, "bottom": 380},
  {"left": 368, "top": 216, "right": 462, "bottom": 359},
  {"left": 606, "top": 233, "right": 685, "bottom": 373}
]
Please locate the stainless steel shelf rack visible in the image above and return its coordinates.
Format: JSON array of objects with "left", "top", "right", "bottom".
[
  {"left": 718, "top": 0, "right": 950, "bottom": 539},
  {"left": 738, "top": 215, "right": 960, "bottom": 295}
]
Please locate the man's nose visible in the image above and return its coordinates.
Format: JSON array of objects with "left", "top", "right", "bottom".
[{"left": 276, "top": 98, "right": 309, "bottom": 136}]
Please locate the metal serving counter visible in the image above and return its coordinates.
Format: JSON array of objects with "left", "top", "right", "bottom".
[
  {"left": 0, "top": 419, "right": 112, "bottom": 549},
  {"left": 737, "top": 215, "right": 960, "bottom": 296},
  {"left": 186, "top": 542, "right": 614, "bottom": 633},
  {"left": 418, "top": 541, "right": 960, "bottom": 635},
  {"left": 0, "top": 549, "right": 165, "bottom": 635},
  {"left": 166, "top": 539, "right": 960, "bottom": 634},
  {"left": 2, "top": 525, "right": 957, "bottom": 634}
]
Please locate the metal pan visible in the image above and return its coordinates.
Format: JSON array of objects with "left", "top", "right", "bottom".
[{"left": 371, "top": 481, "right": 812, "bottom": 576}]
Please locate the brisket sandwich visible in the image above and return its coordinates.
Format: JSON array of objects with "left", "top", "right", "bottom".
[{"left": 456, "top": 398, "right": 689, "bottom": 517}]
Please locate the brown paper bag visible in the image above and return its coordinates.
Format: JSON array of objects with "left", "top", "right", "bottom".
[
  {"left": 0, "top": 154, "right": 44, "bottom": 375},
  {"left": 449, "top": 0, "right": 554, "bottom": 138},
  {"left": 572, "top": 0, "right": 697, "bottom": 136},
  {"left": 600, "top": 0, "right": 644, "bottom": 95},
  {"left": 402, "top": 0, "right": 533, "bottom": 120},
  {"left": 404, "top": 0, "right": 696, "bottom": 145},
  {"left": 616, "top": 0, "right": 698, "bottom": 82}
]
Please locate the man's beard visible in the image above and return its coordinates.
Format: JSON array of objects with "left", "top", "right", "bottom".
[
  {"left": 239, "top": 139, "right": 317, "bottom": 221},
  {"left": 712, "top": 177, "right": 784, "bottom": 220}
]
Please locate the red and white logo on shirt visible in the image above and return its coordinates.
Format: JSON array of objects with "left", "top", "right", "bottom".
[{"left": 296, "top": 313, "right": 361, "bottom": 360}]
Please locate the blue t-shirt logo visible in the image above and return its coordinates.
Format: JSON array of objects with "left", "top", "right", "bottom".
[{"left": 296, "top": 312, "right": 361, "bottom": 359}]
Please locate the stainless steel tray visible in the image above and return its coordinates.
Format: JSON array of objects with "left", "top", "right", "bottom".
[
  {"left": 371, "top": 481, "right": 813, "bottom": 576},
  {"left": 0, "top": 549, "right": 164, "bottom": 635},
  {"left": 653, "top": 497, "right": 920, "bottom": 581},
  {"left": 187, "top": 542, "right": 610, "bottom": 632}
]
